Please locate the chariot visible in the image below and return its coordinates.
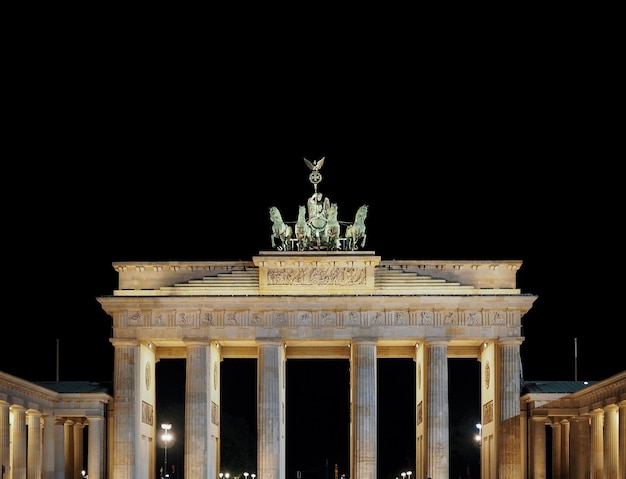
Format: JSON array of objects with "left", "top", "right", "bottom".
[{"left": 269, "top": 158, "right": 368, "bottom": 252}]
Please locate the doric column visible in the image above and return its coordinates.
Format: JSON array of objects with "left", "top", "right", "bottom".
[
  {"left": 87, "top": 416, "right": 104, "bottom": 479},
  {"left": 425, "top": 339, "right": 449, "bottom": 479},
  {"left": 184, "top": 340, "right": 211, "bottom": 478},
  {"left": 530, "top": 416, "right": 547, "bottom": 479},
  {"left": 54, "top": 418, "right": 65, "bottom": 479},
  {"left": 590, "top": 408, "right": 604, "bottom": 479},
  {"left": 11, "top": 405, "right": 27, "bottom": 479},
  {"left": 27, "top": 409, "right": 43, "bottom": 479},
  {"left": 351, "top": 340, "right": 377, "bottom": 479},
  {"left": 258, "top": 339, "right": 285, "bottom": 479},
  {"left": 497, "top": 338, "right": 523, "bottom": 479},
  {"left": 571, "top": 416, "right": 590, "bottom": 479},
  {"left": 64, "top": 419, "right": 74, "bottom": 479},
  {"left": 73, "top": 422, "right": 85, "bottom": 479},
  {"left": 0, "top": 401, "right": 9, "bottom": 479},
  {"left": 110, "top": 339, "right": 139, "bottom": 479},
  {"left": 560, "top": 419, "right": 570, "bottom": 479},
  {"left": 603, "top": 404, "right": 619, "bottom": 479},
  {"left": 42, "top": 415, "right": 56, "bottom": 479},
  {"left": 551, "top": 420, "right": 561, "bottom": 479},
  {"left": 618, "top": 401, "right": 626, "bottom": 479}
]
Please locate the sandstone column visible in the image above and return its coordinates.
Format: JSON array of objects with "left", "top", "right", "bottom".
[
  {"left": 560, "top": 419, "right": 570, "bottom": 479},
  {"left": 64, "top": 420, "right": 74, "bottom": 479},
  {"left": 73, "top": 422, "right": 84, "bottom": 479},
  {"left": 530, "top": 416, "right": 546, "bottom": 479},
  {"left": 618, "top": 401, "right": 626, "bottom": 479},
  {"left": 498, "top": 338, "right": 523, "bottom": 479},
  {"left": 110, "top": 339, "right": 139, "bottom": 479},
  {"left": 258, "top": 339, "right": 285, "bottom": 479},
  {"left": 27, "top": 409, "right": 43, "bottom": 479},
  {"left": 425, "top": 340, "right": 449, "bottom": 479},
  {"left": 603, "top": 404, "right": 619, "bottom": 479},
  {"left": 42, "top": 415, "right": 56, "bottom": 479},
  {"left": 351, "top": 340, "right": 377, "bottom": 479},
  {"left": 0, "top": 401, "right": 9, "bottom": 479},
  {"left": 184, "top": 340, "right": 211, "bottom": 479},
  {"left": 87, "top": 416, "right": 104, "bottom": 479},
  {"left": 54, "top": 418, "right": 65, "bottom": 479},
  {"left": 571, "top": 416, "right": 590, "bottom": 479},
  {"left": 590, "top": 408, "right": 604, "bottom": 479},
  {"left": 12, "top": 405, "right": 27, "bottom": 479},
  {"left": 550, "top": 420, "right": 561, "bottom": 479}
]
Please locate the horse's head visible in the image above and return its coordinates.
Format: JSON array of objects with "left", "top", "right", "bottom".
[
  {"left": 269, "top": 206, "right": 280, "bottom": 222},
  {"left": 329, "top": 203, "right": 338, "bottom": 219},
  {"left": 357, "top": 204, "right": 368, "bottom": 220},
  {"left": 298, "top": 205, "right": 306, "bottom": 219}
]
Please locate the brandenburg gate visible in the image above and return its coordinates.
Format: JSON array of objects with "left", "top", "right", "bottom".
[{"left": 97, "top": 159, "right": 537, "bottom": 479}]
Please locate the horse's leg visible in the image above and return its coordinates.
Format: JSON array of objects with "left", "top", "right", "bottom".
[{"left": 361, "top": 233, "right": 367, "bottom": 248}]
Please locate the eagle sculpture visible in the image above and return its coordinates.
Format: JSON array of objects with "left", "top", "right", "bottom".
[{"left": 303, "top": 156, "right": 325, "bottom": 171}]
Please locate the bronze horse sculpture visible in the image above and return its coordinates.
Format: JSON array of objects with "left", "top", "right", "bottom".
[
  {"left": 345, "top": 204, "right": 368, "bottom": 251},
  {"left": 294, "top": 205, "right": 312, "bottom": 251},
  {"left": 269, "top": 206, "right": 293, "bottom": 251},
  {"left": 323, "top": 203, "right": 341, "bottom": 250}
]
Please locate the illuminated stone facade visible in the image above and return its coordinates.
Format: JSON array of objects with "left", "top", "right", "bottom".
[{"left": 98, "top": 252, "right": 536, "bottom": 479}]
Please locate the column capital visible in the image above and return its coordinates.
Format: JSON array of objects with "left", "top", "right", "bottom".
[
  {"left": 592, "top": 407, "right": 604, "bottom": 415},
  {"left": 497, "top": 337, "right": 524, "bottom": 346}
]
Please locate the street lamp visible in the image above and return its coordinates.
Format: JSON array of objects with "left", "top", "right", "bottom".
[
  {"left": 244, "top": 473, "right": 249, "bottom": 479},
  {"left": 474, "top": 423, "right": 482, "bottom": 446},
  {"left": 161, "top": 423, "right": 172, "bottom": 478},
  {"left": 407, "top": 471, "right": 412, "bottom": 479},
  {"left": 251, "top": 475, "right": 256, "bottom": 479}
]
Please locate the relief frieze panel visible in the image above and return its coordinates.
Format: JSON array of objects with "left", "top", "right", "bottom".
[
  {"left": 320, "top": 311, "right": 337, "bottom": 325},
  {"left": 443, "top": 311, "right": 459, "bottom": 325},
  {"left": 153, "top": 312, "right": 169, "bottom": 326},
  {"left": 418, "top": 311, "right": 434, "bottom": 325},
  {"left": 141, "top": 400, "right": 153, "bottom": 426},
  {"left": 128, "top": 311, "right": 145, "bottom": 326},
  {"left": 483, "top": 400, "right": 494, "bottom": 425},
  {"left": 267, "top": 266, "right": 366, "bottom": 286},
  {"left": 370, "top": 311, "right": 385, "bottom": 325},
  {"left": 272, "top": 311, "right": 289, "bottom": 326},
  {"left": 464, "top": 310, "right": 483, "bottom": 325},
  {"left": 394, "top": 311, "right": 409, "bottom": 325},
  {"left": 115, "top": 307, "right": 520, "bottom": 329},
  {"left": 176, "top": 311, "right": 198, "bottom": 325},
  {"left": 491, "top": 311, "right": 506, "bottom": 325},
  {"left": 297, "top": 312, "right": 313, "bottom": 325}
]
